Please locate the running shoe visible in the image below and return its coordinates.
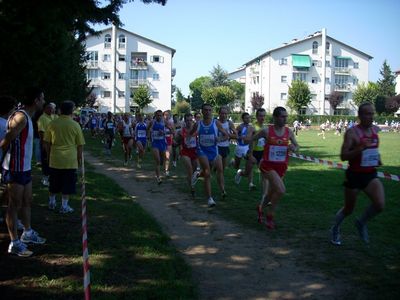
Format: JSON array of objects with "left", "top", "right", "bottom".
[
  {"left": 20, "top": 229, "right": 46, "bottom": 244},
  {"left": 172, "top": 161, "right": 177, "bottom": 168},
  {"left": 355, "top": 219, "right": 369, "bottom": 244},
  {"left": 41, "top": 176, "right": 49, "bottom": 186},
  {"left": 234, "top": 169, "right": 242, "bottom": 185},
  {"left": 265, "top": 215, "right": 276, "bottom": 230},
  {"left": 221, "top": 190, "right": 227, "bottom": 198},
  {"left": 137, "top": 162, "right": 142, "bottom": 169},
  {"left": 330, "top": 226, "right": 341, "bottom": 245},
  {"left": 8, "top": 240, "right": 33, "bottom": 257},
  {"left": 123, "top": 161, "right": 128, "bottom": 166},
  {"left": 249, "top": 183, "right": 256, "bottom": 190},
  {"left": 48, "top": 201, "right": 56, "bottom": 211},
  {"left": 256, "top": 205, "right": 263, "bottom": 224},
  {"left": 165, "top": 171, "right": 170, "bottom": 177},
  {"left": 59, "top": 205, "right": 74, "bottom": 214},
  {"left": 208, "top": 197, "right": 216, "bottom": 207},
  {"left": 157, "top": 177, "right": 162, "bottom": 185},
  {"left": 191, "top": 171, "right": 200, "bottom": 187}
]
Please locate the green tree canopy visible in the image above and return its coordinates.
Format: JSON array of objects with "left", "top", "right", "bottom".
[
  {"left": 173, "top": 100, "right": 191, "bottom": 115},
  {"left": 202, "top": 86, "right": 235, "bottom": 109},
  {"left": 377, "top": 60, "right": 396, "bottom": 98},
  {"left": 210, "top": 64, "right": 229, "bottom": 87},
  {"left": 352, "top": 82, "right": 380, "bottom": 107},
  {"left": 175, "top": 88, "right": 185, "bottom": 103},
  {"left": 287, "top": 80, "right": 311, "bottom": 113},
  {"left": 132, "top": 85, "right": 152, "bottom": 112},
  {"left": 250, "top": 93, "right": 264, "bottom": 111},
  {"left": 189, "top": 76, "right": 212, "bottom": 110}
]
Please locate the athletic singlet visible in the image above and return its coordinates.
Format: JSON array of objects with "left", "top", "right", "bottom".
[
  {"left": 105, "top": 119, "right": 115, "bottom": 133},
  {"left": 262, "top": 125, "right": 289, "bottom": 164},
  {"left": 135, "top": 122, "right": 147, "bottom": 141},
  {"left": 151, "top": 120, "right": 166, "bottom": 141},
  {"left": 237, "top": 124, "right": 248, "bottom": 146},
  {"left": 217, "top": 120, "right": 230, "bottom": 147},
  {"left": 2, "top": 110, "right": 33, "bottom": 172},
  {"left": 348, "top": 125, "right": 380, "bottom": 173},
  {"left": 198, "top": 119, "right": 218, "bottom": 148},
  {"left": 253, "top": 123, "right": 266, "bottom": 151},
  {"left": 122, "top": 120, "right": 132, "bottom": 137},
  {"left": 181, "top": 127, "right": 197, "bottom": 149}
]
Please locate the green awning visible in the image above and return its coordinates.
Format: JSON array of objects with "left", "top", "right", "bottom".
[
  {"left": 336, "top": 56, "right": 352, "bottom": 60},
  {"left": 291, "top": 54, "right": 311, "bottom": 68}
]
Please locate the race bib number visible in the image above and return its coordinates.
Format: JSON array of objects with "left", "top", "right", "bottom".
[
  {"left": 185, "top": 136, "right": 197, "bottom": 148},
  {"left": 137, "top": 130, "right": 146, "bottom": 138},
  {"left": 361, "top": 148, "right": 380, "bottom": 167},
  {"left": 268, "top": 145, "right": 287, "bottom": 162},
  {"left": 152, "top": 131, "right": 164, "bottom": 140},
  {"left": 257, "top": 138, "right": 266, "bottom": 147},
  {"left": 199, "top": 134, "right": 215, "bottom": 147}
]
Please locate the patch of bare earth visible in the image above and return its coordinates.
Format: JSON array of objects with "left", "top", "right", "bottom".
[{"left": 85, "top": 153, "right": 353, "bottom": 300}]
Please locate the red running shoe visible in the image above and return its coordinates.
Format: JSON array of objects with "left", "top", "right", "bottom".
[
  {"left": 265, "top": 215, "right": 276, "bottom": 230},
  {"left": 256, "top": 205, "right": 263, "bottom": 224}
]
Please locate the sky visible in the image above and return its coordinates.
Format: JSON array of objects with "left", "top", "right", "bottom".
[{"left": 102, "top": 0, "right": 400, "bottom": 96}]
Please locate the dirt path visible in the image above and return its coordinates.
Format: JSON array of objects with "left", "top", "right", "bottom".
[{"left": 85, "top": 153, "right": 350, "bottom": 299}]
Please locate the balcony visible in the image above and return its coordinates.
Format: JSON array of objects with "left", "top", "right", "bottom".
[
  {"left": 334, "top": 83, "right": 351, "bottom": 92},
  {"left": 292, "top": 67, "right": 309, "bottom": 73},
  {"left": 172, "top": 68, "right": 176, "bottom": 77},
  {"left": 334, "top": 67, "right": 350, "bottom": 75},
  {"left": 86, "top": 61, "right": 99, "bottom": 69},
  {"left": 129, "top": 79, "right": 149, "bottom": 87},
  {"left": 130, "top": 60, "right": 148, "bottom": 69}
]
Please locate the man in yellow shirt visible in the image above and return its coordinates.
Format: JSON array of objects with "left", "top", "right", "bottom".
[
  {"left": 43, "top": 101, "right": 85, "bottom": 213},
  {"left": 37, "top": 102, "right": 56, "bottom": 186}
]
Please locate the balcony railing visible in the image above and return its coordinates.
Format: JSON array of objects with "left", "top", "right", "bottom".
[
  {"left": 334, "top": 67, "right": 350, "bottom": 74},
  {"left": 129, "top": 79, "right": 149, "bottom": 87},
  {"left": 86, "top": 61, "right": 99, "bottom": 69},
  {"left": 87, "top": 78, "right": 101, "bottom": 87},
  {"left": 334, "top": 83, "right": 351, "bottom": 92},
  {"left": 130, "top": 60, "right": 148, "bottom": 69}
]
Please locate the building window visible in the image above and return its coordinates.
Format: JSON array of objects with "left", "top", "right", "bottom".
[
  {"left": 312, "top": 77, "right": 318, "bottom": 83},
  {"left": 312, "top": 41, "right": 318, "bottom": 54},
  {"left": 150, "top": 55, "right": 164, "bottom": 63},
  {"left": 256, "top": 76, "right": 259, "bottom": 84},
  {"left": 119, "top": 54, "right": 126, "bottom": 61},
  {"left": 281, "top": 75, "right": 287, "bottom": 83},
  {"left": 335, "top": 58, "right": 349, "bottom": 68},
  {"left": 279, "top": 58, "right": 287, "bottom": 65},
  {"left": 326, "top": 42, "right": 330, "bottom": 55},
  {"left": 312, "top": 60, "right": 321, "bottom": 67},
  {"left": 326, "top": 60, "right": 331, "bottom": 67},
  {"left": 152, "top": 73, "right": 160, "bottom": 80},
  {"left": 325, "top": 77, "right": 330, "bottom": 84},
  {"left": 86, "top": 51, "right": 98, "bottom": 62},
  {"left": 118, "top": 91, "right": 125, "bottom": 98},
  {"left": 152, "top": 91, "right": 159, "bottom": 98},
  {"left": 104, "top": 34, "right": 111, "bottom": 48},
  {"left": 353, "top": 77, "right": 359, "bottom": 85},
  {"left": 118, "top": 73, "right": 125, "bottom": 80},
  {"left": 103, "top": 54, "right": 111, "bottom": 62},
  {"left": 87, "top": 69, "right": 98, "bottom": 79},
  {"left": 103, "top": 91, "right": 111, "bottom": 98},
  {"left": 102, "top": 72, "right": 111, "bottom": 80},
  {"left": 354, "top": 62, "right": 359, "bottom": 69},
  {"left": 293, "top": 73, "right": 307, "bottom": 81},
  {"left": 118, "top": 34, "right": 126, "bottom": 49},
  {"left": 280, "top": 93, "right": 287, "bottom": 100}
]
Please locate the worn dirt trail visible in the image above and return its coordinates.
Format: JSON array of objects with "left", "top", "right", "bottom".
[{"left": 85, "top": 153, "right": 350, "bottom": 300}]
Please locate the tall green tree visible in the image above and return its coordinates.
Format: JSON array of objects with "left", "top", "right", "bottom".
[
  {"left": 0, "top": 0, "right": 167, "bottom": 105},
  {"left": 352, "top": 82, "right": 380, "bottom": 106},
  {"left": 202, "top": 86, "right": 235, "bottom": 109},
  {"left": 210, "top": 64, "right": 229, "bottom": 87},
  {"left": 173, "top": 100, "right": 191, "bottom": 115},
  {"left": 132, "top": 85, "right": 152, "bottom": 112},
  {"left": 377, "top": 60, "right": 396, "bottom": 98},
  {"left": 287, "top": 80, "right": 311, "bottom": 113},
  {"left": 189, "top": 76, "right": 212, "bottom": 110},
  {"left": 250, "top": 93, "right": 264, "bottom": 111},
  {"left": 175, "top": 88, "right": 185, "bottom": 102}
]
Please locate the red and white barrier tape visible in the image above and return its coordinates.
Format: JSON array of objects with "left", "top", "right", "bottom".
[
  {"left": 81, "top": 154, "right": 91, "bottom": 300},
  {"left": 289, "top": 153, "right": 400, "bottom": 182}
]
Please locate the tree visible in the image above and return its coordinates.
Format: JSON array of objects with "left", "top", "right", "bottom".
[
  {"left": 328, "top": 91, "right": 344, "bottom": 111},
  {"left": 210, "top": 64, "right": 229, "bottom": 87},
  {"left": 173, "top": 100, "right": 191, "bottom": 115},
  {"left": 202, "top": 86, "right": 235, "bottom": 109},
  {"left": 189, "top": 76, "right": 212, "bottom": 110},
  {"left": 175, "top": 88, "right": 185, "bottom": 102},
  {"left": 377, "top": 60, "right": 396, "bottom": 98},
  {"left": 0, "top": 0, "right": 167, "bottom": 106},
  {"left": 287, "top": 80, "right": 311, "bottom": 113},
  {"left": 132, "top": 85, "right": 152, "bottom": 112},
  {"left": 352, "top": 82, "right": 379, "bottom": 106},
  {"left": 250, "top": 92, "right": 264, "bottom": 111}
]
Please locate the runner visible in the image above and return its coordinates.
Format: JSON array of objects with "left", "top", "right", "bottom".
[
  {"left": 252, "top": 106, "right": 299, "bottom": 229},
  {"left": 330, "top": 102, "right": 385, "bottom": 245},
  {"left": 175, "top": 113, "right": 198, "bottom": 197},
  {"left": 103, "top": 112, "right": 116, "bottom": 155},
  {"left": 148, "top": 110, "right": 167, "bottom": 184},
  {"left": 132, "top": 112, "right": 148, "bottom": 169},
  {"left": 217, "top": 106, "right": 237, "bottom": 170},
  {"left": 118, "top": 113, "right": 134, "bottom": 166},
  {"left": 163, "top": 110, "right": 175, "bottom": 177},
  {"left": 172, "top": 114, "right": 182, "bottom": 168},
  {"left": 190, "top": 103, "right": 229, "bottom": 207}
]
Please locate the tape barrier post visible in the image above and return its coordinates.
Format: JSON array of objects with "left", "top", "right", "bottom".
[
  {"left": 81, "top": 154, "right": 91, "bottom": 300},
  {"left": 289, "top": 153, "right": 400, "bottom": 182}
]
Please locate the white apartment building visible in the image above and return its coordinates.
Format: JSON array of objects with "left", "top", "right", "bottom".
[
  {"left": 240, "top": 28, "right": 372, "bottom": 115},
  {"left": 395, "top": 70, "right": 400, "bottom": 95},
  {"left": 84, "top": 25, "right": 176, "bottom": 113}
]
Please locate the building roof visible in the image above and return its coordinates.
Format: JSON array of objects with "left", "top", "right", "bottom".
[
  {"left": 87, "top": 26, "right": 176, "bottom": 56},
  {"left": 244, "top": 31, "right": 373, "bottom": 66},
  {"left": 228, "top": 65, "right": 246, "bottom": 76}
]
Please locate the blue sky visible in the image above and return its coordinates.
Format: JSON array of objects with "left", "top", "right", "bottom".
[{"left": 108, "top": 0, "right": 400, "bottom": 96}]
